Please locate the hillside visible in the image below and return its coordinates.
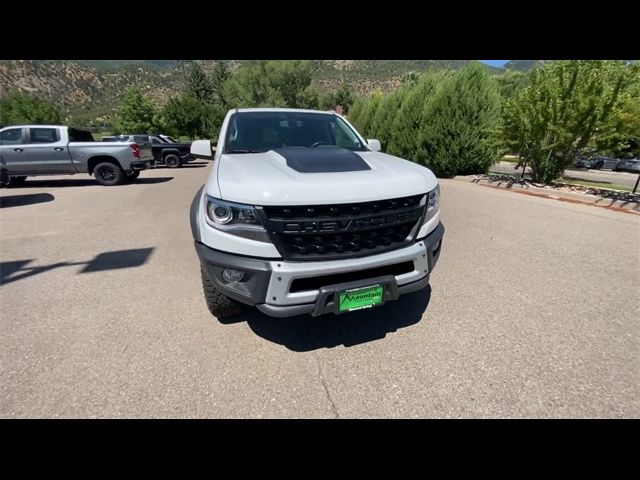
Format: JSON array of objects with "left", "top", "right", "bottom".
[
  {"left": 0, "top": 60, "right": 505, "bottom": 125},
  {"left": 504, "top": 60, "right": 543, "bottom": 72}
]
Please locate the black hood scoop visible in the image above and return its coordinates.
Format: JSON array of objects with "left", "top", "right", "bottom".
[{"left": 272, "top": 147, "right": 371, "bottom": 173}]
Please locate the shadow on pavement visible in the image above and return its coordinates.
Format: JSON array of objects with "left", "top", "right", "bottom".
[
  {"left": 0, "top": 248, "right": 154, "bottom": 286},
  {"left": 9, "top": 177, "right": 173, "bottom": 188},
  {"left": 234, "top": 285, "right": 431, "bottom": 352},
  {"left": 0, "top": 193, "right": 55, "bottom": 208}
]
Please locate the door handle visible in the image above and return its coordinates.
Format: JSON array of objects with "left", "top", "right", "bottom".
[
  {"left": 14, "top": 148, "right": 24, "bottom": 152},
  {"left": 54, "top": 147, "right": 64, "bottom": 151}
]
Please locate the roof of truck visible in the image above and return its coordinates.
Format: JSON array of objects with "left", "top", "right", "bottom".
[{"left": 234, "top": 108, "right": 338, "bottom": 115}]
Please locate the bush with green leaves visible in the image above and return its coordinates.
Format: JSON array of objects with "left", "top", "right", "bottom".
[
  {"left": 354, "top": 90, "right": 383, "bottom": 138},
  {"left": 369, "top": 89, "right": 405, "bottom": 153},
  {"left": 501, "top": 60, "right": 638, "bottom": 183},
  {"left": 0, "top": 93, "right": 61, "bottom": 124},
  {"left": 418, "top": 62, "right": 501, "bottom": 177},
  {"left": 387, "top": 73, "right": 441, "bottom": 160}
]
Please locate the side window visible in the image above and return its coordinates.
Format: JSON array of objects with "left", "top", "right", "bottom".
[
  {"left": 29, "top": 128, "right": 59, "bottom": 144},
  {"left": 0, "top": 128, "right": 24, "bottom": 145},
  {"left": 134, "top": 136, "right": 147, "bottom": 143},
  {"left": 150, "top": 137, "right": 162, "bottom": 144}
]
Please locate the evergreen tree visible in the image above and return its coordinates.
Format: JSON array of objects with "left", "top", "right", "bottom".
[
  {"left": 389, "top": 73, "right": 440, "bottom": 160},
  {"left": 346, "top": 96, "right": 365, "bottom": 127},
  {"left": 418, "top": 62, "right": 501, "bottom": 176},
  {"left": 356, "top": 90, "right": 383, "bottom": 137},
  {"left": 185, "top": 62, "right": 214, "bottom": 103},
  {"left": 211, "top": 61, "right": 231, "bottom": 107},
  {"left": 370, "top": 89, "right": 405, "bottom": 153}
]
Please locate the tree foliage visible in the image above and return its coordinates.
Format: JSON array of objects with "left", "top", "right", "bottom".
[
  {"left": 161, "top": 95, "right": 224, "bottom": 140},
  {"left": 114, "top": 87, "right": 157, "bottom": 133},
  {"left": 210, "top": 62, "right": 231, "bottom": 107},
  {"left": 185, "top": 62, "right": 214, "bottom": 103},
  {"left": 418, "top": 62, "right": 502, "bottom": 176},
  {"left": 224, "top": 60, "right": 317, "bottom": 108},
  {"left": 0, "top": 93, "right": 61, "bottom": 124},
  {"left": 501, "top": 60, "right": 637, "bottom": 183}
]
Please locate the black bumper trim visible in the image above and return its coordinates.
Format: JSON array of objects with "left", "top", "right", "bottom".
[
  {"left": 131, "top": 160, "right": 151, "bottom": 170},
  {"left": 420, "top": 221, "right": 444, "bottom": 272},
  {"left": 194, "top": 241, "right": 272, "bottom": 306}
]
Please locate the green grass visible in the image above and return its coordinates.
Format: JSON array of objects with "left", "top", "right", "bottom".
[{"left": 555, "top": 178, "right": 634, "bottom": 193}]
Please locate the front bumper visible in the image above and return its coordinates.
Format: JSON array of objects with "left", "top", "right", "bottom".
[{"left": 195, "top": 221, "right": 444, "bottom": 318}]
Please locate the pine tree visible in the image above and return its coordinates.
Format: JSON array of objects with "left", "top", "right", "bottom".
[
  {"left": 370, "top": 89, "right": 405, "bottom": 153},
  {"left": 211, "top": 62, "right": 231, "bottom": 107},
  {"left": 356, "top": 90, "right": 383, "bottom": 137},
  {"left": 418, "top": 62, "right": 501, "bottom": 176},
  {"left": 389, "top": 73, "right": 440, "bottom": 160},
  {"left": 185, "top": 62, "right": 214, "bottom": 103},
  {"left": 346, "top": 96, "right": 365, "bottom": 128}
]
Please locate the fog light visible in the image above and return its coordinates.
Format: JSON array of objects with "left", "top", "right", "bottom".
[{"left": 222, "top": 269, "right": 244, "bottom": 282}]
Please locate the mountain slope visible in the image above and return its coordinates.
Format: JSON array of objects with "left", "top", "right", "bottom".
[{"left": 0, "top": 60, "right": 505, "bottom": 124}]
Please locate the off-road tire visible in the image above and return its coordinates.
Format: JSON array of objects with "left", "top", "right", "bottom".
[
  {"left": 201, "top": 267, "right": 243, "bottom": 322},
  {"left": 125, "top": 170, "right": 140, "bottom": 182},
  {"left": 94, "top": 162, "right": 124, "bottom": 186},
  {"left": 164, "top": 154, "right": 181, "bottom": 168}
]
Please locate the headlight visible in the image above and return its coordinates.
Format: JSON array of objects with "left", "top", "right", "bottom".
[
  {"left": 423, "top": 184, "right": 440, "bottom": 224},
  {"left": 204, "top": 196, "right": 269, "bottom": 242}
]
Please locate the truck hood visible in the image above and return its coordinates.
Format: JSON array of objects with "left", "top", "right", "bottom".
[{"left": 207, "top": 148, "right": 438, "bottom": 205}]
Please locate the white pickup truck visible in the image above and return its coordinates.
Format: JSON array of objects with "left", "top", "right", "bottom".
[
  {"left": 0, "top": 125, "right": 153, "bottom": 186},
  {"left": 190, "top": 108, "right": 444, "bottom": 319}
]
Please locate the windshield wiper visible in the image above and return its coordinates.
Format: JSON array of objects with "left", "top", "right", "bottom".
[{"left": 226, "top": 149, "right": 262, "bottom": 154}]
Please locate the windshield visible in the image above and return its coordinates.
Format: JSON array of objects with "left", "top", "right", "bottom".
[{"left": 224, "top": 111, "right": 367, "bottom": 153}]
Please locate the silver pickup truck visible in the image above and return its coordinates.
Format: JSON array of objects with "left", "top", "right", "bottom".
[{"left": 0, "top": 125, "right": 153, "bottom": 186}]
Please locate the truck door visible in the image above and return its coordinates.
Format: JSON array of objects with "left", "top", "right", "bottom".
[
  {"left": 0, "top": 127, "right": 28, "bottom": 175},
  {"left": 21, "top": 127, "right": 74, "bottom": 174}
]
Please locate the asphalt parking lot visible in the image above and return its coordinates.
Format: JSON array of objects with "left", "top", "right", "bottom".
[{"left": 1, "top": 163, "right": 639, "bottom": 418}]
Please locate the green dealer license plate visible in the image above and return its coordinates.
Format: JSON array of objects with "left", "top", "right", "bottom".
[{"left": 337, "top": 284, "right": 384, "bottom": 313}]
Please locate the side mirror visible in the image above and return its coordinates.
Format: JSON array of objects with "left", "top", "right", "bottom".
[
  {"left": 191, "top": 139, "right": 214, "bottom": 160},
  {"left": 367, "top": 139, "right": 381, "bottom": 152}
]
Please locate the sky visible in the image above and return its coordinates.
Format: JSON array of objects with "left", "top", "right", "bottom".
[{"left": 480, "top": 60, "right": 510, "bottom": 67}]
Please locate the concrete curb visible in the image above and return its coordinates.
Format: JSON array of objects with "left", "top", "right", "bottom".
[{"left": 454, "top": 176, "right": 640, "bottom": 215}]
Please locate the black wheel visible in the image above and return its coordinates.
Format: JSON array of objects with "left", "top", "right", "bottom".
[
  {"left": 201, "top": 267, "right": 243, "bottom": 322},
  {"left": 164, "top": 154, "right": 181, "bottom": 168},
  {"left": 9, "top": 176, "right": 27, "bottom": 186},
  {"left": 125, "top": 170, "right": 140, "bottom": 182},
  {"left": 93, "top": 162, "right": 124, "bottom": 186}
]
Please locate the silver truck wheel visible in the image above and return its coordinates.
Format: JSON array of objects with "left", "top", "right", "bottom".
[{"left": 201, "top": 268, "right": 243, "bottom": 322}]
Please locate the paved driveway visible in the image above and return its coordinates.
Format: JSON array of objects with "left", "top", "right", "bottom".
[{"left": 1, "top": 164, "right": 638, "bottom": 418}]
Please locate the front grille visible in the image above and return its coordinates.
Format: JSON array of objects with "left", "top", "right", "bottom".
[{"left": 261, "top": 194, "right": 425, "bottom": 260}]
